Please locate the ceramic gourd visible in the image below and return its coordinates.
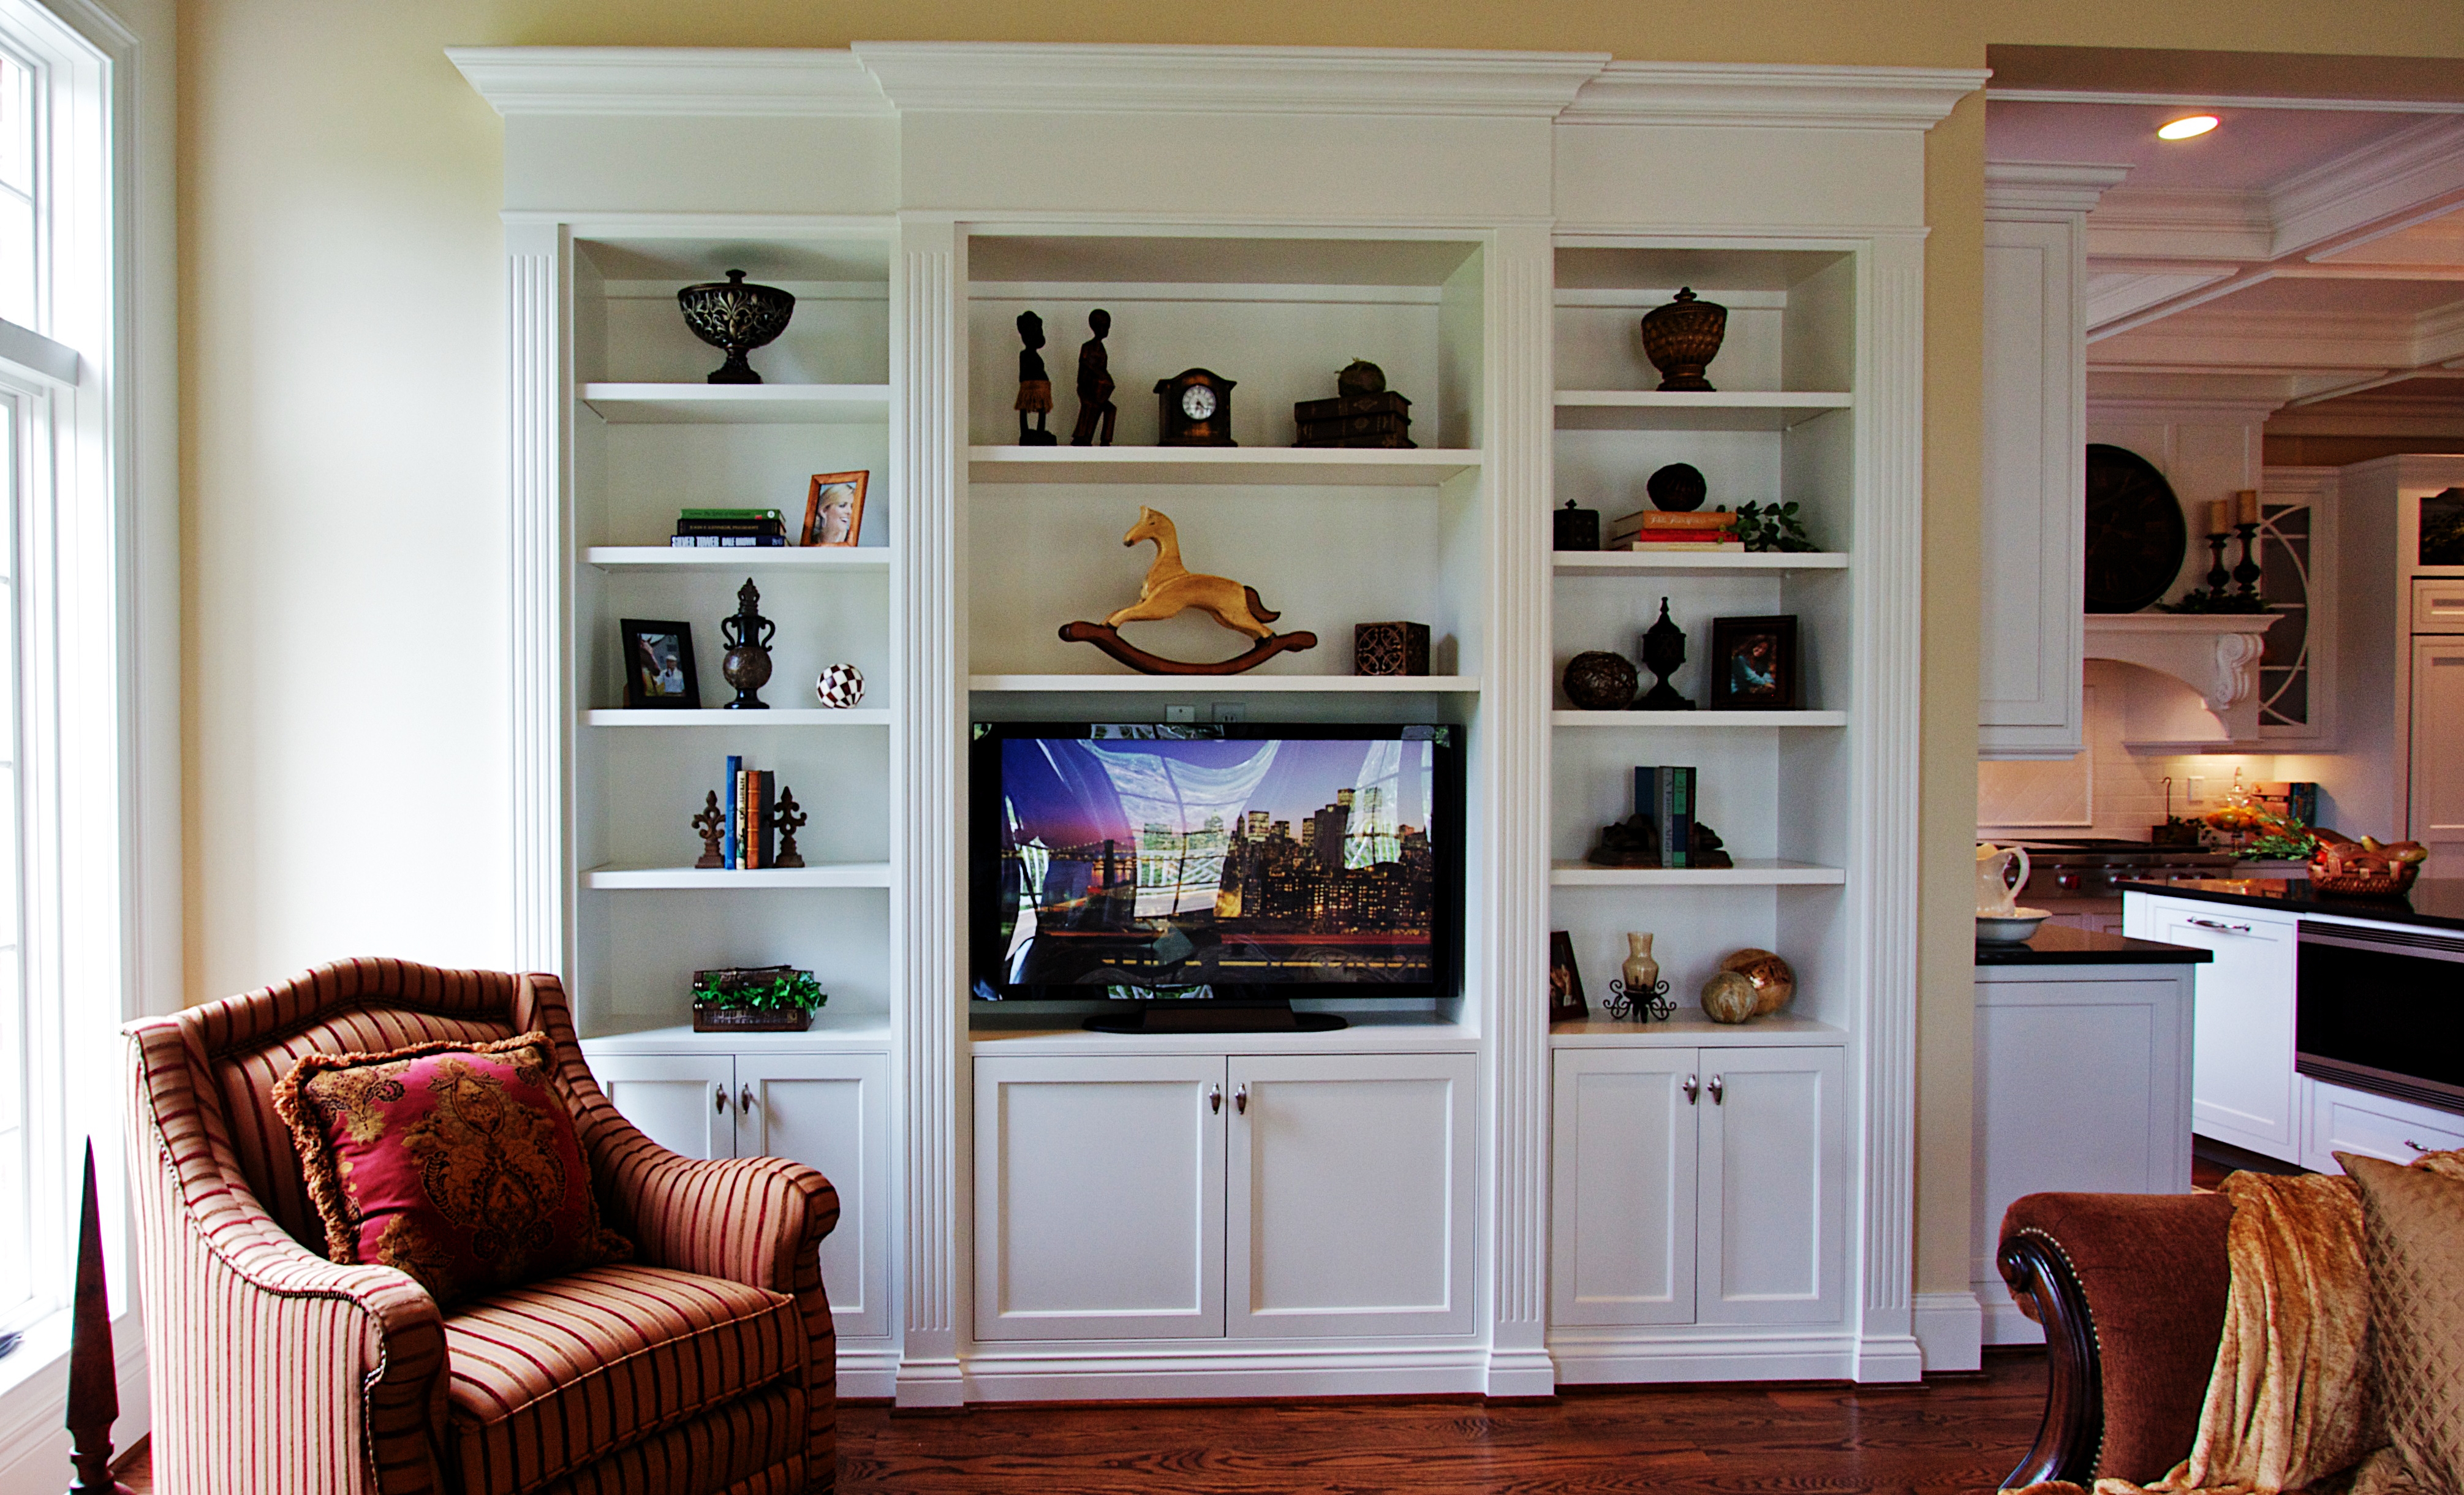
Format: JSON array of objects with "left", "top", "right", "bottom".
[{"left": 1701, "top": 969, "right": 1758, "bottom": 1024}]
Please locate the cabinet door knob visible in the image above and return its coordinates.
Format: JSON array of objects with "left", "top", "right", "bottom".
[
  {"left": 1234, "top": 1084, "right": 1249, "bottom": 1115},
  {"left": 740, "top": 1084, "right": 757, "bottom": 1111},
  {"left": 714, "top": 1084, "right": 729, "bottom": 1114},
  {"left": 2187, "top": 917, "right": 2253, "bottom": 935},
  {"left": 2406, "top": 1138, "right": 2427, "bottom": 1152},
  {"left": 1209, "top": 1084, "right": 1222, "bottom": 1115},
  {"left": 1709, "top": 1075, "right": 1725, "bottom": 1105},
  {"left": 1682, "top": 1075, "right": 1699, "bottom": 1105}
]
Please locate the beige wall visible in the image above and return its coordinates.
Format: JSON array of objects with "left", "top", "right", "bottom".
[{"left": 178, "top": 1, "right": 2464, "bottom": 1312}]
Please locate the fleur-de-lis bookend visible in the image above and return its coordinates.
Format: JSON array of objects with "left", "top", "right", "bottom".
[
  {"left": 774, "top": 787, "right": 809, "bottom": 869},
  {"left": 692, "top": 790, "right": 725, "bottom": 869}
]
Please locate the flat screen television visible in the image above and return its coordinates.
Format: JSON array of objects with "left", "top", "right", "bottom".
[{"left": 970, "top": 722, "right": 1463, "bottom": 1032}]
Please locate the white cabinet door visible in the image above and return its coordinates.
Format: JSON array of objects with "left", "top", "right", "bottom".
[
  {"left": 738, "top": 1053, "right": 890, "bottom": 1341},
  {"left": 1226, "top": 1052, "right": 1476, "bottom": 1339},
  {"left": 1550, "top": 1048, "right": 1699, "bottom": 1327},
  {"left": 1695, "top": 1047, "right": 1845, "bottom": 1327},
  {"left": 588, "top": 1051, "right": 736, "bottom": 1161},
  {"left": 974, "top": 1054, "right": 1226, "bottom": 1342},
  {"left": 2144, "top": 900, "right": 2300, "bottom": 1160},
  {"left": 2307, "top": 1080, "right": 2464, "bottom": 1171},
  {"left": 2410, "top": 637, "right": 2464, "bottom": 877}
]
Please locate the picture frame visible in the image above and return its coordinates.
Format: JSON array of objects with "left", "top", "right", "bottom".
[
  {"left": 621, "top": 619, "right": 701, "bottom": 709},
  {"left": 803, "top": 471, "right": 869, "bottom": 547},
  {"left": 1548, "top": 929, "right": 1589, "bottom": 1023},
  {"left": 1708, "top": 614, "right": 1799, "bottom": 711}
]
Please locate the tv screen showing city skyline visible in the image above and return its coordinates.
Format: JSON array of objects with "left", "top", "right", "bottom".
[{"left": 984, "top": 730, "right": 1445, "bottom": 994}]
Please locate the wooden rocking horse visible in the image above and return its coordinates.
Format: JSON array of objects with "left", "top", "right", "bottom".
[{"left": 1060, "top": 505, "right": 1318, "bottom": 675}]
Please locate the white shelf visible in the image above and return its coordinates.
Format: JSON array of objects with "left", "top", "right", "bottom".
[
  {"left": 967, "top": 445, "right": 1481, "bottom": 487},
  {"left": 1553, "top": 551, "right": 1848, "bottom": 574},
  {"left": 970, "top": 674, "right": 1480, "bottom": 694},
  {"left": 580, "top": 383, "right": 893, "bottom": 424},
  {"left": 586, "top": 546, "right": 892, "bottom": 571},
  {"left": 1549, "top": 1014, "right": 1848, "bottom": 1048},
  {"left": 1551, "top": 710, "right": 1843, "bottom": 728},
  {"left": 585, "top": 708, "right": 890, "bottom": 727},
  {"left": 1549, "top": 859, "right": 1845, "bottom": 887},
  {"left": 582, "top": 1011, "right": 896, "bottom": 1051},
  {"left": 1554, "top": 390, "right": 1853, "bottom": 432},
  {"left": 586, "top": 863, "right": 893, "bottom": 890}
]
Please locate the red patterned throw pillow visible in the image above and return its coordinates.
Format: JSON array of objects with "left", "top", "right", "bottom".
[{"left": 273, "top": 1032, "right": 630, "bottom": 1308}]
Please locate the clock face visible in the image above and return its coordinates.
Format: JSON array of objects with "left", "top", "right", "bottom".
[{"left": 1180, "top": 384, "right": 1217, "bottom": 422}]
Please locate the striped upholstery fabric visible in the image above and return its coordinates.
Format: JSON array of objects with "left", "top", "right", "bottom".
[
  {"left": 442, "top": 1265, "right": 798, "bottom": 1491},
  {"left": 127, "top": 957, "right": 841, "bottom": 1494}
]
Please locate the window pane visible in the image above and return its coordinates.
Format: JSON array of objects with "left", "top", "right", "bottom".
[
  {"left": 0, "top": 53, "right": 26, "bottom": 196},
  {"left": 0, "top": 188, "right": 28, "bottom": 330}
]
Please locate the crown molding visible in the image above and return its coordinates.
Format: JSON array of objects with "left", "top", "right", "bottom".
[
  {"left": 2086, "top": 188, "right": 2273, "bottom": 260},
  {"left": 448, "top": 47, "right": 893, "bottom": 116},
  {"left": 2085, "top": 269, "right": 2235, "bottom": 331},
  {"left": 851, "top": 42, "right": 1609, "bottom": 116},
  {"left": 1986, "top": 86, "right": 2464, "bottom": 115},
  {"left": 2085, "top": 369, "right": 2295, "bottom": 417},
  {"left": 1561, "top": 62, "right": 1986, "bottom": 128},
  {"left": 2271, "top": 116, "right": 2464, "bottom": 259},
  {"left": 1984, "top": 161, "right": 2132, "bottom": 216}
]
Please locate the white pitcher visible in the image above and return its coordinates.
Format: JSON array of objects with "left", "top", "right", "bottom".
[{"left": 1976, "top": 842, "right": 2030, "bottom": 917}]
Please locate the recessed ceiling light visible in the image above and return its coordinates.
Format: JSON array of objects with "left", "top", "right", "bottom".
[{"left": 2158, "top": 115, "right": 2220, "bottom": 141}]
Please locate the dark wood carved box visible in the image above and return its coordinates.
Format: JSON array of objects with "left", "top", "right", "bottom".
[
  {"left": 1355, "top": 621, "right": 1430, "bottom": 676},
  {"left": 1294, "top": 390, "right": 1415, "bottom": 448}
]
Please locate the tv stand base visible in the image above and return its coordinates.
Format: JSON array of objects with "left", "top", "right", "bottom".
[{"left": 1086, "top": 1002, "right": 1348, "bottom": 1034}]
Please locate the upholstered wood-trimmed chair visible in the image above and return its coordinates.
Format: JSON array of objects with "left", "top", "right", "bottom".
[
  {"left": 1996, "top": 1190, "right": 2239, "bottom": 1489},
  {"left": 126, "top": 958, "right": 839, "bottom": 1495}
]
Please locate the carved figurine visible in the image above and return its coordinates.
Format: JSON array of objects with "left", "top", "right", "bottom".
[
  {"left": 1058, "top": 505, "right": 1320, "bottom": 675},
  {"left": 1069, "top": 308, "right": 1116, "bottom": 447},
  {"left": 773, "top": 787, "right": 808, "bottom": 869},
  {"left": 719, "top": 577, "right": 776, "bottom": 708},
  {"left": 1015, "top": 311, "right": 1056, "bottom": 445},
  {"left": 693, "top": 791, "right": 725, "bottom": 868}
]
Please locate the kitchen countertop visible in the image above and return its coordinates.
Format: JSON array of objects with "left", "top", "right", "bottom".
[
  {"left": 2118, "top": 876, "right": 2464, "bottom": 933},
  {"left": 1975, "top": 925, "right": 2211, "bottom": 966}
]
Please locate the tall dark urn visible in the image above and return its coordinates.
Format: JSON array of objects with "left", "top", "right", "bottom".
[{"left": 720, "top": 578, "right": 776, "bottom": 709}]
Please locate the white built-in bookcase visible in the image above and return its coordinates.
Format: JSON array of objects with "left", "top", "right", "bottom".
[{"left": 458, "top": 43, "right": 1975, "bottom": 1405}]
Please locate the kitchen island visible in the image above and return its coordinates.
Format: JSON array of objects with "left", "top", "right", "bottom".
[
  {"left": 2122, "top": 877, "right": 2464, "bottom": 1173},
  {"left": 1971, "top": 925, "right": 2208, "bottom": 1346}
]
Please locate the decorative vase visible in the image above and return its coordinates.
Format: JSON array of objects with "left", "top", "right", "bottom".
[
  {"left": 1636, "top": 597, "right": 1695, "bottom": 710},
  {"left": 677, "top": 270, "right": 796, "bottom": 385},
  {"left": 1700, "top": 969, "right": 1758, "bottom": 1024},
  {"left": 815, "top": 662, "right": 866, "bottom": 708},
  {"left": 1563, "top": 650, "right": 1639, "bottom": 710},
  {"left": 719, "top": 578, "right": 776, "bottom": 708},
  {"left": 1647, "top": 461, "right": 1708, "bottom": 512},
  {"left": 1720, "top": 947, "right": 1796, "bottom": 1016},
  {"left": 1622, "top": 933, "right": 1661, "bottom": 995},
  {"left": 1639, "top": 288, "right": 1728, "bottom": 392}
]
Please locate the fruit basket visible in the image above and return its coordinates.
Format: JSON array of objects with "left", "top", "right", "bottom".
[{"left": 2307, "top": 836, "right": 2426, "bottom": 898}]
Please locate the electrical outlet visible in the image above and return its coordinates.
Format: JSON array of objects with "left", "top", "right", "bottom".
[
  {"left": 1164, "top": 704, "right": 1196, "bottom": 724},
  {"left": 1211, "top": 701, "right": 1246, "bottom": 723},
  {"left": 2186, "top": 776, "right": 2204, "bottom": 806}
]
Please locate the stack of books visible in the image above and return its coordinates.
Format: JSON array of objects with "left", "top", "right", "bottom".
[
  {"left": 1634, "top": 765, "right": 1698, "bottom": 868},
  {"left": 721, "top": 754, "right": 776, "bottom": 868},
  {"left": 672, "top": 507, "right": 789, "bottom": 547},
  {"left": 1293, "top": 391, "right": 1416, "bottom": 448},
  {"left": 1608, "top": 509, "right": 1743, "bottom": 552}
]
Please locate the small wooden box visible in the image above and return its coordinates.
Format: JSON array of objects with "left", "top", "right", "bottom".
[
  {"left": 1354, "top": 621, "right": 1431, "bottom": 676},
  {"left": 1294, "top": 391, "right": 1415, "bottom": 449}
]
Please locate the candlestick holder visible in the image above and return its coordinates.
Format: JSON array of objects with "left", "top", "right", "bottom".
[
  {"left": 2205, "top": 531, "right": 2231, "bottom": 595},
  {"left": 2232, "top": 521, "right": 2262, "bottom": 602}
]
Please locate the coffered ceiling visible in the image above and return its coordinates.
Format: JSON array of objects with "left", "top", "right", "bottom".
[{"left": 1987, "top": 47, "right": 2464, "bottom": 424}]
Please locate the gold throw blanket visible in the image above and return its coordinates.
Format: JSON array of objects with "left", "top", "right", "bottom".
[{"left": 2016, "top": 1152, "right": 2464, "bottom": 1495}]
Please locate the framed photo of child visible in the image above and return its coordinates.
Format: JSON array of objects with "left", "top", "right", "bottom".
[
  {"left": 803, "top": 472, "right": 869, "bottom": 547},
  {"left": 1708, "top": 615, "right": 1799, "bottom": 711},
  {"left": 1548, "top": 930, "right": 1589, "bottom": 1023},
  {"left": 621, "top": 619, "right": 701, "bottom": 709}
]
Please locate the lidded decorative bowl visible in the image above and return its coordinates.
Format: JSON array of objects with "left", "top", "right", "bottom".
[
  {"left": 1639, "top": 287, "right": 1728, "bottom": 392},
  {"left": 1563, "top": 651, "right": 1639, "bottom": 711},
  {"left": 677, "top": 270, "right": 796, "bottom": 385}
]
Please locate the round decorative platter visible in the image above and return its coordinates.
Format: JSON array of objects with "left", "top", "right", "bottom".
[{"left": 2084, "top": 443, "right": 2190, "bottom": 614}]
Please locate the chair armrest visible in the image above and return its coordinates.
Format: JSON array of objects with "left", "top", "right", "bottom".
[
  {"left": 583, "top": 1102, "right": 839, "bottom": 1293},
  {"left": 1997, "top": 1191, "right": 2235, "bottom": 1489}
]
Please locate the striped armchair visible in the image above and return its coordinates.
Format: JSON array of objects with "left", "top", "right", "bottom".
[{"left": 126, "top": 958, "right": 839, "bottom": 1495}]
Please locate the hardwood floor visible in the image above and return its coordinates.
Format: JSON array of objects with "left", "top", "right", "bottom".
[{"left": 116, "top": 1352, "right": 2050, "bottom": 1493}]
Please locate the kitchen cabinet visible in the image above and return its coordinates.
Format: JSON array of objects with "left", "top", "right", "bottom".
[
  {"left": 589, "top": 1047, "right": 891, "bottom": 1341},
  {"left": 2302, "top": 1078, "right": 2464, "bottom": 1172},
  {"left": 974, "top": 1051, "right": 1476, "bottom": 1344},
  {"left": 2126, "top": 893, "right": 2300, "bottom": 1162},
  {"left": 1551, "top": 1045, "right": 1844, "bottom": 1333},
  {"left": 2410, "top": 635, "right": 2464, "bottom": 874}
]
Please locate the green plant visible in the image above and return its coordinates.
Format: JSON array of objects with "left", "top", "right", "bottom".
[
  {"left": 691, "top": 967, "right": 826, "bottom": 1010},
  {"left": 2239, "top": 820, "right": 2320, "bottom": 862},
  {"left": 1720, "top": 501, "right": 1816, "bottom": 553}
]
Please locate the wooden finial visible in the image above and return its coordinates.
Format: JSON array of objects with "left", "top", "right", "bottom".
[{"left": 66, "top": 1139, "right": 132, "bottom": 1494}]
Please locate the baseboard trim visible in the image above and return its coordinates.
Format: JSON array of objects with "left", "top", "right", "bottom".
[
  {"left": 1913, "top": 1291, "right": 1984, "bottom": 1373},
  {"left": 961, "top": 1344, "right": 1489, "bottom": 1402},
  {"left": 1979, "top": 1292, "right": 2047, "bottom": 1347},
  {"left": 894, "top": 1355, "right": 967, "bottom": 1409},
  {"left": 837, "top": 1345, "right": 902, "bottom": 1401},
  {"left": 1548, "top": 1330, "right": 1857, "bottom": 1385},
  {"left": 1483, "top": 1345, "right": 1557, "bottom": 1399},
  {"left": 1854, "top": 1331, "right": 1925, "bottom": 1383}
]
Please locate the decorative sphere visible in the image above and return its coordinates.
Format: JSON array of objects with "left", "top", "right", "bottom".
[
  {"left": 1647, "top": 462, "right": 1708, "bottom": 513},
  {"left": 1700, "top": 969, "right": 1759, "bottom": 1024},
  {"left": 1563, "top": 651, "right": 1639, "bottom": 710},
  {"left": 1720, "top": 948, "right": 1796, "bottom": 1015},
  {"left": 815, "top": 662, "right": 866, "bottom": 709}
]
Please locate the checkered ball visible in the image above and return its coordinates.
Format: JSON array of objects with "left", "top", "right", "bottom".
[{"left": 815, "top": 662, "right": 866, "bottom": 709}]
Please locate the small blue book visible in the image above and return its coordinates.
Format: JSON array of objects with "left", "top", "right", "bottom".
[{"left": 722, "top": 754, "right": 743, "bottom": 868}]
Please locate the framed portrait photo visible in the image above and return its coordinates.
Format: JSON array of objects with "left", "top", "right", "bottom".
[
  {"left": 803, "top": 471, "right": 869, "bottom": 547},
  {"left": 1548, "top": 929, "right": 1589, "bottom": 1023},
  {"left": 621, "top": 619, "right": 701, "bottom": 710},
  {"left": 1708, "top": 615, "right": 1799, "bottom": 711}
]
